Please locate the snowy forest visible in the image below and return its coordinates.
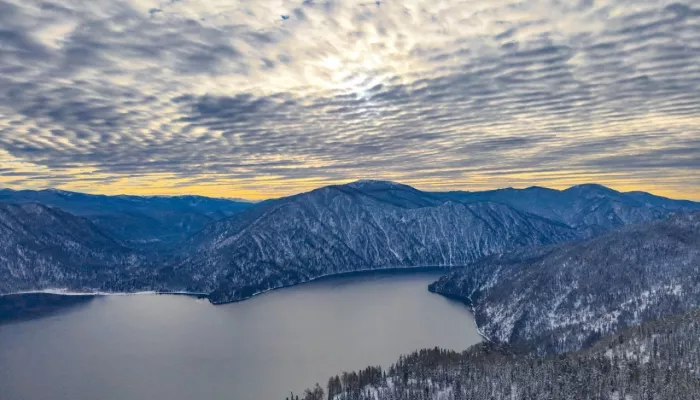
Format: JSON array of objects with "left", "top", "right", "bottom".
[
  {"left": 293, "top": 309, "right": 700, "bottom": 400},
  {"left": 292, "top": 212, "right": 700, "bottom": 400}
]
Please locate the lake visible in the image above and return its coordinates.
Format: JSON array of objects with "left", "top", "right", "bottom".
[{"left": 0, "top": 271, "right": 481, "bottom": 400}]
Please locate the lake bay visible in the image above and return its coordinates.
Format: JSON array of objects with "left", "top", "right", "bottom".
[{"left": 0, "top": 271, "right": 481, "bottom": 400}]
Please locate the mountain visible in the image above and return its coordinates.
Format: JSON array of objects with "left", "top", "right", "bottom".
[
  {"left": 0, "top": 188, "right": 253, "bottom": 247},
  {"left": 434, "top": 184, "right": 700, "bottom": 233},
  {"left": 0, "top": 202, "right": 144, "bottom": 294},
  {"left": 170, "top": 180, "right": 582, "bottom": 303},
  {"left": 1, "top": 181, "right": 697, "bottom": 303},
  {"left": 625, "top": 190, "right": 700, "bottom": 210},
  {"left": 430, "top": 211, "right": 700, "bottom": 355},
  {"left": 297, "top": 308, "right": 700, "bottom": 400}
]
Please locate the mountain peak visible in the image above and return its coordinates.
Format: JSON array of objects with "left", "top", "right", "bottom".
[
  {"left": 40, "top": 188, "right": 79, "bottom": 197},
  {"left": 333, "top": 180, "right": 441, "bottom": 208},
  {"left": 344, "top": 180, "right": 412, "bottom": 191},
  {"left": 565, "top": 183, "right": 613, "bottom": 190},
  {"left": 523, "top": 185, "right": 558, "bottom": 192},
  {"left": 563, "top": 183, "right": 620, "bottom": 196}
]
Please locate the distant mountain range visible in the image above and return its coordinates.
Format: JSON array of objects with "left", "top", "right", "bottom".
[
  {"left": 0, "top": 202, "right": 141, "bottom": 294},
  {"left": 0, "top": 180, "right": 698, "bottom": 302},
  {"left": 434, "top": 183, "right": 698, "bottom": 234},
  {"left": 0, "top": 188, "right": 252, "bottom": 247}
]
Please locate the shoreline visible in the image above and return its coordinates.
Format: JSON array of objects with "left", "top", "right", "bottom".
[
  {"left": 1, "top": 266, "right": 469, "bottom": 306},
  {"left": 0, "top": 289, "right": 208, "bottom": 298},
  {"left": 209, "top": 265, "right": 462, "bottom": 304},
  {"left": 428, "top": 288, "right": 493, "bottom": 343},
  {"left": 2, "top": 268, "right": 492, "bottom": 343}
]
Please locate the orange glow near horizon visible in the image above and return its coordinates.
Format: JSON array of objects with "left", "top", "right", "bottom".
[{"left": 1, "top": 175, "right": 698, "bottom": 202}]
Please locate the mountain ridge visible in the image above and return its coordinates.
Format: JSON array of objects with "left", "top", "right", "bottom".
[
  {"left": 0, "top": 202, "right": 144, "bottom": 294},
  {"left": 168, "top": 181, "right": 698, "bottom": 303},
  {"left": 1, "top": 181, "right": 698, "bottom": 304},
  {"left": 430, "top": 211, "right": 700, "bottom": 355},
  {"left": 431, "top": 182, "right": 699, "bottom": 233},
  {"left": 0, "top": 188, "right": 253, "bottom": 247}
]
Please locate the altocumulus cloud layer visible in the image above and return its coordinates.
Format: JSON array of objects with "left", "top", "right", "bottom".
[{"left": 0, "top": 0, "right": 699, "bottom": 199}]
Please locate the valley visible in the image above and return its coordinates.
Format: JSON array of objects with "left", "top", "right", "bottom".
[
  {"left": 2, "top": 180, "right": 697, "bottom": 304},
  {"left": 3, "top": 0, "right": 699, "bottom": 398},
  {"left": 1, "top": 181, "right": 699, "bottom": 400}
]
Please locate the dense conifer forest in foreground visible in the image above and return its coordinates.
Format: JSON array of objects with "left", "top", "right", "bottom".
[{"left": 293, "top": 309, "right": 700, "bottom": 400}]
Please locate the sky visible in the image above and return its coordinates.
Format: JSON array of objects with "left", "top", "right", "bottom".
[{"left": 0, "top": 0, "right": 698, "bottom": 201}]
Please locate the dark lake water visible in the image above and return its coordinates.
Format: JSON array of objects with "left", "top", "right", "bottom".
[{"left": 0, "top": 271, "right": 481, "bottom": 400}]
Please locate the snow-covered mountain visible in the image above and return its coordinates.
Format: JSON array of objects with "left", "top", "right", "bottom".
[
  {"left": 0, "top": 203, "right": 143, "bottom": 294},
  {"left": 1, "top": 181, "right": 697, "bottom": 303},
  {"left": 171, "top": 181, "right": 584, "bottom": 303},
  {"left": 0, "top": 188, "right": 252, "bottom": 247},
  {"left": 300, "top": 308, "right": 700, "bottom": 400},
  {"left": 435, "top": 184, "right": 700, "bottom": 234},
  {"left": 430, "top": 211, "right": 700, "bottom": 355}
]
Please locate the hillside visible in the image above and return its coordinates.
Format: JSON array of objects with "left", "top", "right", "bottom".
[
  {"left": 170, "top": 181, "right": 582, "bottom": 303},
  {"left": 0, "top": 203, "right": 144, "bottom": 294},
  {"left": 1, "top": 181, "right": 697, "bottom": 304},
  {"left": 435, "top": 184, "right": 700, "bottom": 234},
  {"left": 297, "top": 309, "right": 700, "bottom": 400},
  {"left": 0, "top": 189, "right": 252, "bottom": 247},
  {"left": 430, "top": 211, "right": 700, "bottom": 354}
]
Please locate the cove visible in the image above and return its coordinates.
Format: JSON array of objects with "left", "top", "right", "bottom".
[{"left": 0, "top": 271, "right": 481, "bottom": 400}]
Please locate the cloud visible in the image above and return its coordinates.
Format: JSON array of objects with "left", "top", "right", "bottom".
[{"left": 0, "top": 0, "right": 698, "bottom": 199}]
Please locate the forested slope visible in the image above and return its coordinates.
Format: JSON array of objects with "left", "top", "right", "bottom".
[
  {"left": 0, "top": 203, "right": 143, "bottom": 294},
  {"left": 172, "top": 181, "right": 581, "bottom": 303},
  {"left": 295, "top": 309, "right": 700, "bottom": 400},
  {"left": 430, "top": 212, "right": 700, "bottom": 354}
]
